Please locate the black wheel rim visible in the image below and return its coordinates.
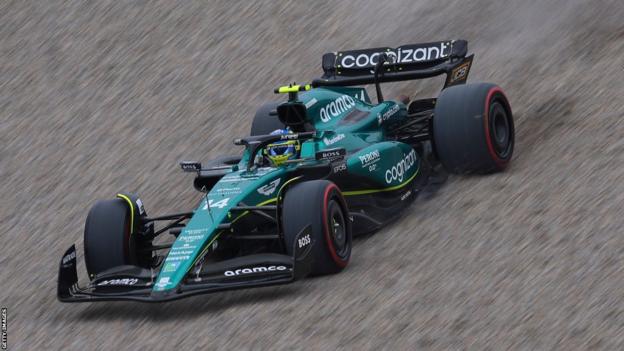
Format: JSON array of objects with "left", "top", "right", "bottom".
[
  {"left": 489, "top": 101, "right": 513, "bottom": 159},
  {"left": 327, "top": 200, "right": 348, "bottom": 259}
]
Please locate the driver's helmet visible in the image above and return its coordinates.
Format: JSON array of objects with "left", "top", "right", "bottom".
[{"left": 264, "top": 129, "right": 300, "bottom": 166}]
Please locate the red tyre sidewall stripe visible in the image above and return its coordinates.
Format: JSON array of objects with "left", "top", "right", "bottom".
[
  {"left": 483, "top": 87, "right": 509, "bottom": 169},
  {"left": 322, "top": 183, "right": 348, "bottom": 267}
]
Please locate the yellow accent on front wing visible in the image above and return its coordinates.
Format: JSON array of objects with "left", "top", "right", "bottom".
[
  {"left": 116, "top": 194, "right": 135, "bottom": 235},
  {"left": 191, "top": 231, "right": 222, "bottom": 267}
]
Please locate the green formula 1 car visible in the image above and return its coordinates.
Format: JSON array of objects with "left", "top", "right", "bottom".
[{"left": 58, "top": 40, "right": 514, "bottom": 302}]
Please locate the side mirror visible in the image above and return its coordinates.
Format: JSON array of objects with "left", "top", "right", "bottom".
[
  {"left": 180, "top": 161, "right": 201, "bottom": 172},
  {"left": 321, "top": 53, "right": 336, "bottom": 78}
]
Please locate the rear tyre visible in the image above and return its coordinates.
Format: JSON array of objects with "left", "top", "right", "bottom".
[
  {"left": 282, "top": 180, "right": 352, "bottom": 275},
  {"left": 84, "top": 199, "right": 136, "bottom": 277},
  {"left": 250, "top": 102, "right": 285, "bottom": 136},
  {"left": 433, "top": 83, "right": 514, "bottom": 173}
]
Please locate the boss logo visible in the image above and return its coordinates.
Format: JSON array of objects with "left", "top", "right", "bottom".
[
  {"left": 323, "top": 151, "right": 340, "bottom": 158},
  {"left": 62, "top": 251, "right": 76, "bottom": 265},
  {"left": 298, "top": 234, "right": 311, "bottom": 248},
  {"left": 316, "top": 148, "right": 346, "bottom": 161},
  {"left": 180, "top": 161, "right": 201, "bottom": 172}
]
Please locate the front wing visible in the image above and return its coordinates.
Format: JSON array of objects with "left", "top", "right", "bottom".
[{"left": 57, "top": 236, "right": 314, "bottom": 303}]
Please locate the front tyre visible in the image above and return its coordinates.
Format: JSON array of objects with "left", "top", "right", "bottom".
[
  {"left": 282, "top": 180, "right": 352, "bottom": 275},
  {"left": 84, "top": 199, "right": 137, "bottom": 277},
  {"left": 433, "top": 83, "right": 514, "bottom": 173}
]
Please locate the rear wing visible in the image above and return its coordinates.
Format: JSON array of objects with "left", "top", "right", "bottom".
[{"left": 311, "top": 40, "right": 473, "bottom": 89}]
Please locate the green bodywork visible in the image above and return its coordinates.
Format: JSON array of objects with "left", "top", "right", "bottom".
[{"left": 153, "top": 86, "right": 420, "bottom": 292}]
